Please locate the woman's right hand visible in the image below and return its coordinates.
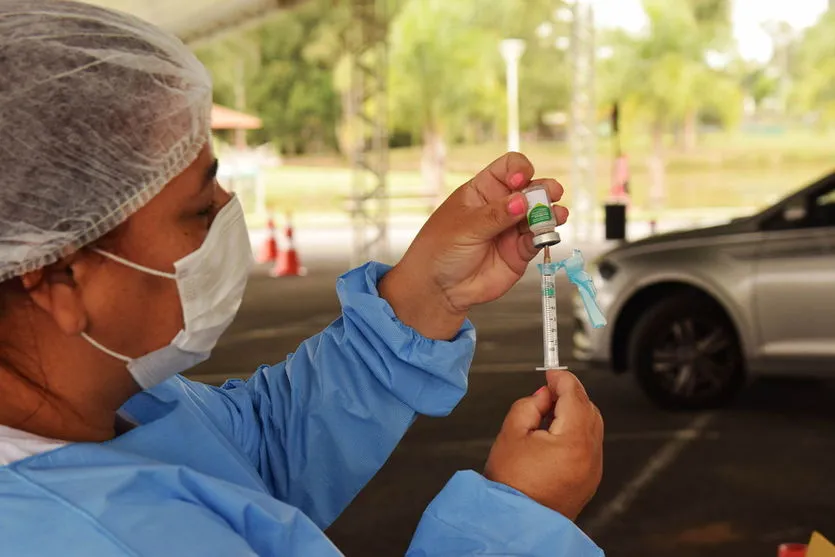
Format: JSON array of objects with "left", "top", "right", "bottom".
[{"left": 484, "top": 370, "right": 604, "bottom": 521}]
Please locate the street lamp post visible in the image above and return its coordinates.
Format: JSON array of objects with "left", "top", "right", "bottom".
[{"left": 500, "top": 39, "right": 526, "bottom": 153}]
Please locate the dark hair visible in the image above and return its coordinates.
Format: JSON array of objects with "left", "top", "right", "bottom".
[{"left": 0, "top": 276, "right": 27, "bottom": 324}]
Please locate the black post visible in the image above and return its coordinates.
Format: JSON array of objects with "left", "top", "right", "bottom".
[
  {"left": 611, "top": 102, "right": 621, "bottom": 156},
  {"left": 605, "top": 101, "right": 628, "bottom": 242}
]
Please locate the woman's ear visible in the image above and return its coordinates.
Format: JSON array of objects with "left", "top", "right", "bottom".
[{"left": 21, "top": 260, "right": 88, "bottom": 336}]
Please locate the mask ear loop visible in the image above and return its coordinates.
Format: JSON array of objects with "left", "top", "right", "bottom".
[
  {"left": 81, "top": 332, "right": 132, "bottom": 363},
  {"left": 91, "top": 249, "right": 176, "bottom": 280},
  {"left": 82, "top": 249, "right": 175, "bottom": 363}
]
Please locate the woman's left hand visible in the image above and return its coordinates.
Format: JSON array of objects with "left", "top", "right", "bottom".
[{"left": 379, "top": 152, "right": 568, "bottom": 340}]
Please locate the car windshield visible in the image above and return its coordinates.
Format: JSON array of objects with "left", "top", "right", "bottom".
[{"left": 748, "top": 170, "right": 835, "bottom": 218}]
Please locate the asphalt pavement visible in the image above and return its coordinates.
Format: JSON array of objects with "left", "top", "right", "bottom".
[{"left": 187, "top": 248, "right": 835, "bottom": 557}]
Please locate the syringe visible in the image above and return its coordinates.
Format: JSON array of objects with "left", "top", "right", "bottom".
[{"left": 537, "top": 246, "right": 567, "bottom": 371}]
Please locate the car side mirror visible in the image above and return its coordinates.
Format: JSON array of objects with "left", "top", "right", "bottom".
[{"left": 783, "top": 202, "right": 807, "bottom": 222}]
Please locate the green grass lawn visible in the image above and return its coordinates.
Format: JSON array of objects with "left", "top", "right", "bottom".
[{"left": 237, "top": 132, "right": 835, "bottom": 227}]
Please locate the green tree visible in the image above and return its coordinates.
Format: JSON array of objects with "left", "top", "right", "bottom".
[
  {"left": 195, "top": 31, "right": 261, "bottom": 148},
  {"left": 476, "top": 0, "right": 572, "bottom": 139},
  {"left": 600, "top": 0, "right": 739, "bottom": 148},
  {"left": 387, "top": 0, "right": 503, "bottom": 203},
  {"left": 388, "top": 0, "right": 570, "bottom": 203},
  {"left": 790, "top": 11, "right": 835, "bottom": 127},
  {"left": 196, "top": 0, "right": 346, "bottom": 154},
  {"left": 598, "top": 0, "right": 742, "bottom": 206},
  {"left": 738, "top": 62, "right": 780, "bottom": 112},
  {"left": 761, "top": 20, "right": 800, "bottom": 114}
]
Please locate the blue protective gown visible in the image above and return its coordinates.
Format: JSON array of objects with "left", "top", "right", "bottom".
[{"left": 0, "top": 263, "right": 603, "bottom": 556}]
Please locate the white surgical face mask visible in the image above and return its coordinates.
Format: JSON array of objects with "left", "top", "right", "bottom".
[{"left": 82, "top": 196, "right": 253, "bottom": 390}]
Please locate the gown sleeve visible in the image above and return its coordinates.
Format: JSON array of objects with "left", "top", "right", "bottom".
[
  {"left": 178, "top": 262, "right": 476, "bottom": 529},
  {"left": 406, "top": 471, "right": 605, "bottom": 556}
]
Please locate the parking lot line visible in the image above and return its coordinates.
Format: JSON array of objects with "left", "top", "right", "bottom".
[{"left": 583, "top": 412, "right": 717, "bottom": 538}]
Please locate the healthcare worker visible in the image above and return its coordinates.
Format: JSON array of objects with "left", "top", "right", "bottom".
[{"left": 0, "top": 1, "right": 605, "bottom": 555}]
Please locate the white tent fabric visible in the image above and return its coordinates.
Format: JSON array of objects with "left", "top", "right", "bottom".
[{"left": 81, "top": 0, "right": 304, "bottom": 44}]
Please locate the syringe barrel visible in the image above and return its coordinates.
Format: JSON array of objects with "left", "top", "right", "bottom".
[{"left": 540, "top": 271, "right": 561, "bottom": 369}]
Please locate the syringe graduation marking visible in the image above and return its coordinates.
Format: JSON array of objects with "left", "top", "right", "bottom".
[
  {"left": 539, "top": 246, "right": 563, "bottom": 370},
  {"left": 535, "top": 247, "right": 608, "bottom": 371},
  {"left": 542, "top": 273, "right": 560, "bottom": 366}
]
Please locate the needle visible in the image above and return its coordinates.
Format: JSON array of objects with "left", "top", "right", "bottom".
[{"left": 543, "top": 245, "right": 551, "bottom": 264}]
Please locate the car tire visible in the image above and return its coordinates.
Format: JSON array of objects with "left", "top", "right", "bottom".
[{"left": 629, "top": 293, "right": 745, "bottom": 410}]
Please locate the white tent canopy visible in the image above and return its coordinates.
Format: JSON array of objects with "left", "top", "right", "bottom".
[{"left": 81, "top": 0, "right": 304, "bottom": 45}]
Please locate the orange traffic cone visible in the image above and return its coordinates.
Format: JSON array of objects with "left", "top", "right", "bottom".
[
  {"left": 271, "top": 214, "right": 306, "bottom": 277},
  {"left": 257, "top": 216, "right": 279, "bottom": 264}
]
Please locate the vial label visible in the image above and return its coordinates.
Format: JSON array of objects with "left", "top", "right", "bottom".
[
  {"left": 529, "top": 203, "right": 553, "bottom": 226},
  {"left": 524, "top": 187, "right": 555, "bottom": 230}
]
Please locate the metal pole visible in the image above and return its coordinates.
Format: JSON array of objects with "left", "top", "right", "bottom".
[
  {"left": 500, "top": 39, "right": 526, "bottom": 153},
  {"left": 346, "top": 0, "right": 390, "bottom": 268},
  {"left": 568, "top": 0, "right": 596, "bottom": 242},
  {"left": 507, "top": 56, "right": 520, "bottom": 152}
]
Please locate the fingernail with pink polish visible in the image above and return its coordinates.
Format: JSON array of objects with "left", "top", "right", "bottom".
[
  {"left": 534, "top": 386, "right": 547, "bottom": 396},
  {"left": 508, "top": 194, "right": 526, "bottom": 216},
  {"left": 510, "top": 173, "right": 525, "bottom": 188}
]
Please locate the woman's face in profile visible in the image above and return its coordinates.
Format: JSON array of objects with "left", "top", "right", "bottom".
[{"left": 73, "top": 144, "right": 231, "bottom": 361}]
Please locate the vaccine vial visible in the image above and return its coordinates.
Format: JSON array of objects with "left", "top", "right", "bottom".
[{"left": 522, "top": 184, "right": 561, "bottom": 248}]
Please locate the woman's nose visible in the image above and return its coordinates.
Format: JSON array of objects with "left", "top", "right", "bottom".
[{"left": 212, "top": 185, "right": 233, "bottom": 218}]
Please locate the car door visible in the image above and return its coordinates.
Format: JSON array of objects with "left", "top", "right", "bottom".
[{"left": 753, "top": 177, "right": 835, "bottom": 373}]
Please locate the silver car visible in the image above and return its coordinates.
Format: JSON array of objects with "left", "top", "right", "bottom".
[{"left": 574, "top": 171, "right": 835, "bottom": 409}]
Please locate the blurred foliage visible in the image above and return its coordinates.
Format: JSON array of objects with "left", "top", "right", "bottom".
[
  {"left": 598, "top": 0, "right": 741, "bottom": 152},
  {"left": 197, "top": 0, "right": 571, "bottom": 155},
  {"left": 194, "top": 0, "right": 835, "bottom": 155},
  {"left": 738, "top": 62, "right": 780, "bottom": 110},
  {"left": 385, "top": 0, "right": 571, "bottom": 146},
  {"left": 790, "top": 11, "right": 835, "bottom": 127},
  {"left": 195, "top": 0, "right": 347, "bottom": 154},
  {"left": 387, "top": 0, "right": 500, "bottom": 145}
]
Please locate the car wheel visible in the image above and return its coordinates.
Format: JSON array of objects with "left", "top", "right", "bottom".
[{"left": 629, "top": 293, "right": 745, "bottom": 410}]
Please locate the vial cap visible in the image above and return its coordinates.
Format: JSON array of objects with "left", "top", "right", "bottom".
[{"left": 533, "top": 230, "right": 561, "bottom": 248}]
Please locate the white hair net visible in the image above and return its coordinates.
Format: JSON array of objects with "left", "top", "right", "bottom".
[{"left": 0, "top": 0, "right": 213, "bottom": 281}]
